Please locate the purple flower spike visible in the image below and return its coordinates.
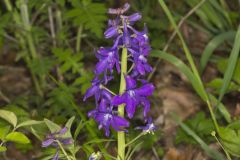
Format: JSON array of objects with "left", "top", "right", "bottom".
[
  {"left": 112, "top": 76, "right": 154, "bottom": 118},
  {"left": 84, "top": 3, "right": 155, "bottom": 136},
  {"left": 88, "top": 99, "right": 129, "bottom": 136}
]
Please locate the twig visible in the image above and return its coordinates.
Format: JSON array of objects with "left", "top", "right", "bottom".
[
  {"left": 4, "top": 34, "right": 18, "bottom": 43},
  {"left": 147, "top": 0, "right": 207, "bottom": 81},
  {"left": 0, "top": 90, "right": 10, "bottom": 103},
  {"left": 48, "top": 6, "right": 56, "bottom": 47},
  {"left": 152, "top": 147, "right": 161, "bottom": 160}
]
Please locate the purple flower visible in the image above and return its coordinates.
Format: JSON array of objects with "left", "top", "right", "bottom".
[
  {"left": 121, "top": 13, "right": 142, "bottom": 25},
  {"left": 131, "top": 53, "right": 152, "bottom": 76},
  {"left": 136, "top": 118, "right": 157, "bottom": 134},
  {"left": 112, "top": 76, "right": 154, "bottom": 118},
  {"left": 88, "top": 99, "right": 129, "bottom": 136},
  {"left": 104, "top": 18, "right": 121, "bottom": 39},
  {"left": 95, "top": 46, "right": 120, "bottom": 76},
  {"left": 83, "top": 77, "right": 112, "bottom": 102},
  {"left": 42, "top": 127, "right": 73, "bottom": 160}
]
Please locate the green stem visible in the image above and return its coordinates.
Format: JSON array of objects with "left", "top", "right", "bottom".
[
  {"left": 212, "top": 131, "right": 232, "bottom": 160},
  {"left": 56, "top": 140, "right": 72, "bottom": 160},
  {"left": 206, "top": 100, "right": 219, "bottom": 133},
  {"left": 118, "top": 47, "right": 128, "bottom": 160},
  {"left": 20, "top": 0, "right": 43, "bottom": 97},
  {"left": 4, "top": 0, "right": 12, "bottom": 11},
  {"left": 125, "top": 133, "right": 144, "bottom": 147},
  {"left": 76, "top": 25, "right": 83, "bottom": 53}
]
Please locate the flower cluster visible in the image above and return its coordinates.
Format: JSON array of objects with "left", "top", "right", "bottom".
[{"left": 84, "top": 3, "right": 155, "bottom": 136}]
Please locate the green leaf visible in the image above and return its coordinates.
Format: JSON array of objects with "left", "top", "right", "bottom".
[
  {"left": 16, "top": 120, "right": 44, "bottom": 128},
  {"left": 44, "top": 118, "right": 61, "bottom": 133},
  {"left": 5, "top": 132, "right": 30, "bottom": 144},
  {"left": 206, "top": 78, "right": 239, "bottom": 93},
  {"left": 219, "top": 127, "right": 240, "bottom": 157},
  {"left": 217, "top": 58, "right": 240, "bottom": 84},
  {"left": 0, "top": 146, "right": 7, "bottom": 152},
  {"left": 209, "top": 94, "right": 231, "bottom": 123},
  {"left": 173, "top": 113, "right": 224, "bottom": 160},
  {"left": 200, "top": 31, "right": 236, "bottom": 72},
  {"left": 217, "top": 26, "right": 240, "bottom": 105},
  {"left": 64, "top": 116, "right": 75, "bottom": 138},
  {"left": 0, "top": 110, "right": 17, "bottom": 127},
  {"left": 73, "top": 120, "right": 85, "bottom": 140},
  {"left": 0, "top": 126, "right": 10, "bottom": 140}
]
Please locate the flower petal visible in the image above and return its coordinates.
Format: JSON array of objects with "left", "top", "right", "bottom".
[
  {"left": 136, "top": 62, "right": 146, "bottom": 75},
  {"left": 128, "top": 13, "right": 142, "bottom": 22},
  {"left": 58, "top": 127, "right": 67, "bottom": 135},
  {"left": 141, "top": 97, "right": 150, "bottom": 117},
  {"left": 123, "top": 21, "right": 131, "bottom": 47},
  {"left": 135, "top": 84, "right": 154, "bottom": 96},
  {"left": 125, "top": 97, "right": 138, "bottom": 118},
  {"left": 112, "top": 94, "right": 127, "bottom": 105},
  {"left": 104, "top": 26, "right": 118, "bottom": 39},
  {"left": 95, "top": 59, "right": 108, "bottom": 75},
  {"left": 42, "top": 139, "right": 54, "bottom": 147},
  {"left": 101, "top": 89, "right": 112, "bottom": 102},
  {"left": 125, "top": 75, "right": 136, "bottom": 89},
  {"left": 112, "top": 116, "right": 129, "bottom": 131},
  {"left": 60, "top": 138, "right": 73, "bottom": 145},
  {"left": 98, "top": 99, "right": 108, "bottom": 112},
  {"left": 52, "top": 150, "right": 59, "bottom": 160},
  {"left": 84, "top": 85, "right": 99, "bottom": 101}
]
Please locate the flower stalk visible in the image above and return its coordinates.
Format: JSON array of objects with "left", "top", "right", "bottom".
[{"left": 118, "top": 47, "right": 128, "bottom": 160}]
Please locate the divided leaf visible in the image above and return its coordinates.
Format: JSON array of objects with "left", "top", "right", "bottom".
[
  {"left": 65, "top": 1, "right": 107, "bottom": 37},
  {"left": 52, "top": 48, "right": 83, "bottom": 74}
]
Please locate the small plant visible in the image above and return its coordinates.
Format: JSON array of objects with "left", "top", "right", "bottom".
[{"left": 84, "top": 3, "right": 156, "bottom": 160}]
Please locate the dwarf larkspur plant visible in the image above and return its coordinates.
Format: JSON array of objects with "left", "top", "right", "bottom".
[{"left": 84, "top": 3, "right": 156, "bottom": 159}]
